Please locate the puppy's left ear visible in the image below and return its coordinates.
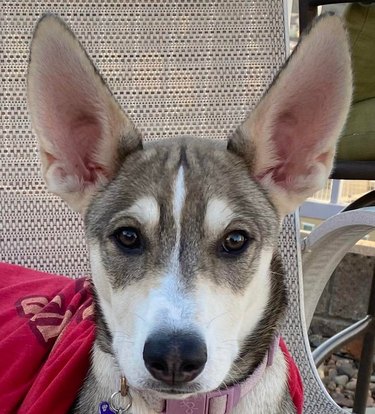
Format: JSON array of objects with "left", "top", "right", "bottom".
[{"left": 228, "top": 15, "right": 352, "bottom": 216}]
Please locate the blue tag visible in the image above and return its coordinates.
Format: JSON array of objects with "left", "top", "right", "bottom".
[{"left": 99, "top": 401, "right": 116, "bottom": 413}]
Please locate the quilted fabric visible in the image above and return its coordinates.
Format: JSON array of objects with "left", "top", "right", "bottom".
[{"left": 0, "top": 263, "right": 95, "bottom": 414}]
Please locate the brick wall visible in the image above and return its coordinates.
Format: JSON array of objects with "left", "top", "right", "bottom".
[{"left": 310, "top": 253, "right": 375, "bottom": 337}]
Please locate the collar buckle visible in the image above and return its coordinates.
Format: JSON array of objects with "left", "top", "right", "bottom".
[{"left": 205, "top": 385, "right": 241, "bottom": 414}]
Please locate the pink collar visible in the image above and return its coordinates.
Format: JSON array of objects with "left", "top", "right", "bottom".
[
  {"left": 100, "top": 337, "right": 279, "bottom": 414},
  {"left": 159, "top": 336, "right": 279, "bottom": 414}
]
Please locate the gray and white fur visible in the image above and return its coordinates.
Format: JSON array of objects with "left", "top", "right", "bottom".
[{"left": 27, "top": 12, "right": 352, "bottom": 414}]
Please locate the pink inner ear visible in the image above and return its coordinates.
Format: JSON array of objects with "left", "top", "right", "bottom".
[
  {"left": 257, "top": 110, "right": 305, "bottom": 187},
  {"left": 247, "top": 17, "right": 351, "bottom": 207},
  {"left": 259, "top": 88, "right": 339, "bottom": 191},
  {"left": 44, "top": 106, "right": 106, "bottom": 184},
  {"left": 67, "top": 114, "right": 103, "bottom": 182},
  {"left": 34, "top": 49, "right": 110, "bottom": 185},
  {"left": 40, "top": 75, "right": 108, "bottom": 183}
]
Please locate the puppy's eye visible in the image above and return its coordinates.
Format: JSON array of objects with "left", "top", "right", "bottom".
[
  {"left": 221, "top": 231, "right": 249, "bottom": 254},
  {"left": 112, "top": 227, "right": 142, "bottom": 252}
]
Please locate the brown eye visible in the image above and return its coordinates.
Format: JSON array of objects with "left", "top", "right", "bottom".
[
  {"left": 112, "top": 227, "right": 142, "bottom": 252},
  {"left": 222, "top": 231, "right": 249, "bottom": 254}
]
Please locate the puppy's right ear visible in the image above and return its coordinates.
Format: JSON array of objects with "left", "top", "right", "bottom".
[
  {"left": 28, "top": 15, "right": 142, "bottom": 213},
  {"left": 227, "top": 15, "right": 352, "bottom": 217}
]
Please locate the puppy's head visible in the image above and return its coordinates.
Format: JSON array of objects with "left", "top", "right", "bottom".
[{"left": 27, "top": 14, "right": 352, "bottom": 395}]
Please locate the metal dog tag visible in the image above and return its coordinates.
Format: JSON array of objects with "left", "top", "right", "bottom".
[{"left": 99, "top": 377, "right": 132, "bottom": 413}]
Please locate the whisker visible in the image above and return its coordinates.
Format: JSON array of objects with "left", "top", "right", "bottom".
[
  {"left": 129, "top": 311, "right": 147, "bottom": 323},
  {"left": 206, "top": 311, "right": 231, "bottom": 328}
]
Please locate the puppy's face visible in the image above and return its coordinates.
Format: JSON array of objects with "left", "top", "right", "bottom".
[
  {"left": 27, "top": 14, "right": 352, "bottom": 396},
  {"left": 85, "top": 138, "right": 279, "bottom": 393}
]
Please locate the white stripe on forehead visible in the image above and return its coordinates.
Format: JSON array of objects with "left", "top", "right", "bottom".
[
  {"left": 173, "top": 166, "right": 186, "bottom": 223},
  {"left": 146, "top": 166, "right": 189, "bottom": 330},
  {"left": 111, "top": 196, "right": 160, "bottom": 227},
  {"left": 170, "top": 166, "right": 186, "bottom": 273},
  {"left": 204, "top": 198, "right": 234, "bottom": 235}
]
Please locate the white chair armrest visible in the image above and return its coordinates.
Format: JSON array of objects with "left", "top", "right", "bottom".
[{"left": 302, "top": 207, "right": 375, "bottom": 327}]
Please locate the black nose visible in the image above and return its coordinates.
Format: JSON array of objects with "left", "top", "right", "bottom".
[{"left": 143, "top": 331, "right": 207, "bottom": 385}]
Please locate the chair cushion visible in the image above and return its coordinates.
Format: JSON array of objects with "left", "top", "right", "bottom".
[
  {"left": 337, "top": 4, "right": 375, "bottom": 162},
  {"left": 337, "top": 98, "right": 375, "bottom": 161},
  {"left": 345, "top": 4, "right": 375, "bottom": 103}
]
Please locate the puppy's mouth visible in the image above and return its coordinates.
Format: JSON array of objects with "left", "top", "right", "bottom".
[{"left": 140, "top": 379, "right": 203, "bottom": 397}]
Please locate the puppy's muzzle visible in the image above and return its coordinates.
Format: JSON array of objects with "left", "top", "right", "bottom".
[{"left": 143, "top": 331, "right": 207, "bottom": 386}]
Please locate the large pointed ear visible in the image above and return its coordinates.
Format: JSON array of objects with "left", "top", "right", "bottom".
[
  {"left": 27, "top": 14, "right": 142, "bottom": 213},
  {"left": 228, "top": 15, "right": 352, "bottom": 216}
]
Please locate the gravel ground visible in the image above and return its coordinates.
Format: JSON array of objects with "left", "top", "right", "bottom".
[
  {"left": 318, "top": 354, "right": 374, "bottom": 409},
  {"left": 311, "top": 335, "right": 375, "bottom": 410}
]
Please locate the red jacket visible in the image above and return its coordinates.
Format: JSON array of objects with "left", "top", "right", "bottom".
[{"left": 0, "top": 263, "right": 303, "bottom": 414}]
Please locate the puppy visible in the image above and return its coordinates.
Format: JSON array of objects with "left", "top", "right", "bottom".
[{"left": 27, "top": 13, "right": 352, "bottom": 414}]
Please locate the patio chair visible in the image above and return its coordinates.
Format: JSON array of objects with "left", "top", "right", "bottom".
[
  {"left": 0, "top": 0, "right": 354, "bottom": 412},
  {"left": 299, "top": 1, "right": 375, "bottom": 413}
]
